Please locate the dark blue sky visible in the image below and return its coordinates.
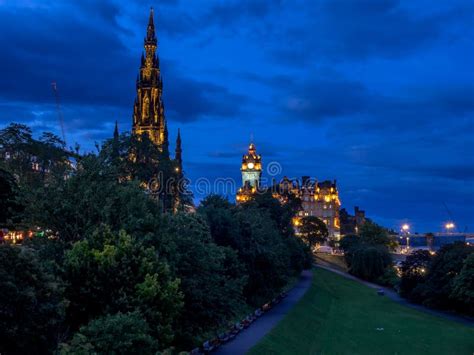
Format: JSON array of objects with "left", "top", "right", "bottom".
[{"left": 1, "top": 0, "right": 473, "bottom": 232}]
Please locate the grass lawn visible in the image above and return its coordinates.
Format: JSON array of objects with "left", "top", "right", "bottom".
[
  {"left": 249, "top": 268, "right": 474, "bottom": 355},
  {"left": 314, "top": 253, "right": 348, "bottom": 272}
]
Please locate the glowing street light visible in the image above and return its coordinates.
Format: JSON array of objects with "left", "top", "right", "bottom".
[
  {"left": 401, "top": 224, "right": 410, "bottom": 252},
  {"left": 445, "top": 222, "right": 455, "bottom": 233}
]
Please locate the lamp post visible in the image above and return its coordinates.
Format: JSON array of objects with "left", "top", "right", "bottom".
[
  {"left": 445, "top": 222, "right": 455, "bottom": 234},
  {"left": 401, "top": 224, "right": 410, "bottom": 252}
]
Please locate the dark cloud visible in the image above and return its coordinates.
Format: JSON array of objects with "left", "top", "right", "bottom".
[
  {"left": 163, "top": 66, "right": 249, "bottom": 122},
  {"left": 271, "top": 0, "right": 474, "bottom": 64},
  {"left": 202, "top": 0, "right": 280, "bottom": 28},
  {"left": 0, "top": 0, "right": 473, "bottom": 232},
  {"left": 281, "top": 77, "right": 368, "bottom": 121}
]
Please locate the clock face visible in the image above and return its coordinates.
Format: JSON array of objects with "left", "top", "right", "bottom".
[{"left": 247, "top": 162, "right": 254, "bottom": 169}]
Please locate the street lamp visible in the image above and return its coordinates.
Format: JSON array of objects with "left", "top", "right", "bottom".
[
  {"left": 445, "top": 222, "right": 455, "bottom": 234},
  {"left": 401, "top": 224, "right": 410, "bottom": 252}
]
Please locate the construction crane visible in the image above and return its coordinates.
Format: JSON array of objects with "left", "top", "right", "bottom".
[{"left": 51, "top": 81, "right": 67, "bottom": 146}]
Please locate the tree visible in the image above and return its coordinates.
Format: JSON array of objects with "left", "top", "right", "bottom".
[
  {"left": 63, "top": 229, "right": 182, "bottom": 346},
  {"left": 197, "top": 194, "right": 236, "bottom": 247},
  {"left": 233, "top": 206, "right": 293, "bottom": 306},
  {"left": 451, "top": 254, "right": 474, "bottom": 316},
  {"left": 199, "top": 194, "right": 310, "bottom": 307},
  {"left": 60, "top": 312, "right": 158, "bottom": 355},
  {"left": 358, "top": 221, "right": 396, "bottom": 250},
  {"left": 246, "top": 190, "right": 299, "bottom": 238},
  {"left": 102, "top": 133, "right": 182, "bottom": 213},
  {"left": 399, "top": 250, "right": 433, "bottom": 300},
  {"left": 350, "top": 246, "right": 392, "bottom": 282},
  {"left": 0, "top": 245, "right": 66, "bottom": 354},
  {"left": 0, "top": 168, "right": 23, "bottom": 228},
  {"left": 339, "top": 234, "right": 359, "bottom": 267},
  {"left": 21, "top": 154, "right": 162, "bottom": 243},
  {"left": 0, "top": 123, "right": 72, "bottom": 189},
  {"left": 150, "top": 213, "right": 247, "bottom": 348},
  {"left": 414, "top": 242, "right": 473, "bottom": 312},
  {"left": 299, "top": 216, "right": 328, "bottom": 249}
]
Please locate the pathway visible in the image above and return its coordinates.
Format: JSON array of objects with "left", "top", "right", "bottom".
[
  {"left": 215, "top": 269, "right": 313, "bottom": 355},
  {"left": 315, "top": 260, "right": 474, "bottom": 327}
]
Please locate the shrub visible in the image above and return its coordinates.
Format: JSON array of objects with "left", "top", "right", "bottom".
[
  {"left": 350, "top": 246, "right": 392, "bottom": 282},
  {"left": 61, "top": 312, "right": 158, "bottom": 354}
]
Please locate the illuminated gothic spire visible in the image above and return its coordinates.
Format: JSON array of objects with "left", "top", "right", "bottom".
[
  {"left": 146, "top": 7, "right": 157, "bottom": 46},
  {"left": 132, "top": 7, "right": 168, "bottom": 152},
  {"left": 112, "top": 120, "right": 120, "bottom": 161},
  {"left": 175, "top": 128, "right": 182, "bottom": 164}
]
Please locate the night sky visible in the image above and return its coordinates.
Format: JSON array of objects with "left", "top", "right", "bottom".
[{"left": 1, "top": 0, "right": 473, "bottom": 233}]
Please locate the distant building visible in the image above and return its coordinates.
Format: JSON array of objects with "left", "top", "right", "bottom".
[
  {"left": 235, "top": 143, "right": 341, "bottom": 239},
  {"left": 127, "top": 8, "right": 183, "bottom": 211},
  {"left": 277, "top": 177, "right": 341, "bottom": 239},
  {"left": 340, "top": 206, "right": 367, "bottom": 235},
  {"left": 130, "top": 8, "right": 182, "bottom": 172},
  {"left": 236, "top": 142, "right": 262, "bottom": 203}
]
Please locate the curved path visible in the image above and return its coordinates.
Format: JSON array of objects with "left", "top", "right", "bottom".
[
  {"left": 215, "top": 269, "right": 313, "bottom": 355},
  {"left": 315, "top": 260, "right": 474, "bottom": 327}
]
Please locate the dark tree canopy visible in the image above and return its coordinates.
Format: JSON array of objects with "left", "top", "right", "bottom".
[
  {"left": 299, "top": 216, "right": 329, "bottom": 249},
  {"left": 399, "top": 250, "right": 433, "bottom": 300},
  {"left": 413, "top": 242, "right": 473, "bottom": 313},
  {"left": 0, "top": 123, "right": 313, "bottom": 352},
  {"left": 0, "top": 245, "right": 66, "bottom": 355},
  {"left": 60, "top": 312, "right": 159, "bottom": 355}
]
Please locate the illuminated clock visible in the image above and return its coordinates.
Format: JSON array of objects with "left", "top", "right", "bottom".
[{"left": 248, "top": 162, "right": 254, "bottom": 169}]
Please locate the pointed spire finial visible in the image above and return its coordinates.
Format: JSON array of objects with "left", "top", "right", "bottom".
[
  {"left": 145, "top": 7, "right": 157, "bottom": 46},
  {"left": 175, "top": 128, "right": 182, "bottom": 165},
  {"left": 149, "top": 7, "right": 154, "bottom": 26},
  {"left": 114, "top": 120, "right": 119, "bottom": 139}
]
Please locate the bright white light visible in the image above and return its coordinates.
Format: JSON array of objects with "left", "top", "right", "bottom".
[{"left": 445, "top": 222, "right": 455, "bottom": 230}]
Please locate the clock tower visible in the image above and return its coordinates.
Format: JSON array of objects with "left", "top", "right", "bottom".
[
  {"left": 237, "top": 143, "right": 262, "bottom": 203},
  {"left": 241, "top": 143, "right": 262, "bottom": 187}
]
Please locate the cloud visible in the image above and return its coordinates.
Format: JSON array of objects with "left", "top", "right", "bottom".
[
  {"left": 1, "top": 0, "right": 473, "bottom": 232},
  {"left": 271, "top": 0, "right": 474, "bottom": 64},
  {"left": 163, "top": 64, "right": 249, "bottom": 122}
]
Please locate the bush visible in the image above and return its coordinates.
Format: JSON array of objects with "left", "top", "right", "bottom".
[
  {"left": 350, "top": 246, "right": 392, "bottom": 282},
  {"left": 0, "top": 245, "right": 65, "bottom": 354},
  {"left": 199, "top": 194, "right": 311, "bottom": 307},
  {"left": 63, "top": 229, "right": 182, "bottom": 346},
  {"left": 399, "top": 250, "right": 433, "bottom": 300},
  {"left": 414, "top": 242, "right": 473, "bottom": 313},
  {"left": 451, "top": 254, "right": 474, "bottom": 316},
  {"left": 60, "top": 312, "right": 158, "bottom": 354},
  {"left": 150, "top": 213, "right": 247, "bottom": 348},
  {"left": 377, "top": 266, "right": 399, "bottom": 287}
]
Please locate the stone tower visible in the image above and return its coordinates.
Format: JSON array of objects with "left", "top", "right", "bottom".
[
  {"left": 132, "top": 8, "right": 168, "bottom": 154},
  {"left": 236, "top": 142, "right": 262, "bottom": 203}
]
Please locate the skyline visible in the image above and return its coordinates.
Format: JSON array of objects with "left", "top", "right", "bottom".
[{"left": 0, "top": 0, "right": 473, "bottom": 232}]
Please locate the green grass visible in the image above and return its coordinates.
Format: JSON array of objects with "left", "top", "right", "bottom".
[
  {"left": 314, "top": 253, "right": 348, "bottom": 272},
  {"left": 249, "top": 268, "right": 474, "bottom": 355}
]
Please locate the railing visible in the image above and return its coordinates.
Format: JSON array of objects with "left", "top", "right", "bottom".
[{"left": 188, "top": 291, "right": 288, "bottom": 354}]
